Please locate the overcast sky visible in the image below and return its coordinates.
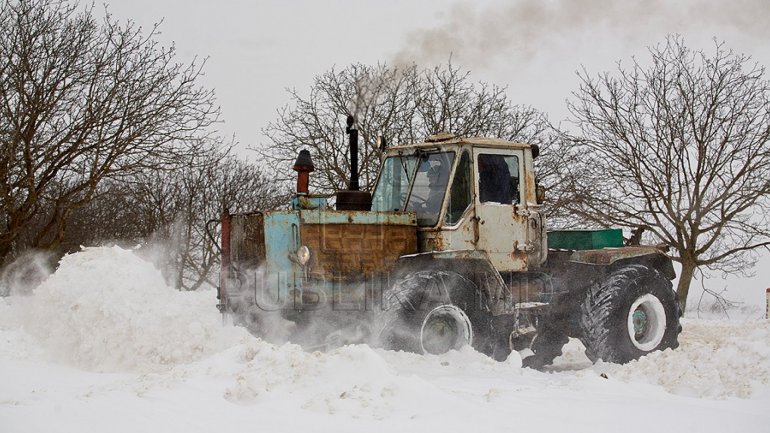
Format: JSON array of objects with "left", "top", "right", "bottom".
[
  {"left": 106, "top": 0, "right": 770, "bottom": 302},
  {"left": 107, "top": 0, "right": 770, "bottom": 149}
]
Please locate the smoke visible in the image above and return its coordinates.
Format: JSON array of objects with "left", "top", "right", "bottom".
[
  {"left": 227, "top": 265, "right": 384, "bottom": 351},
  {"left": 224, "top": 265, "right": 300, "bottom": 344},
  {"left": 348, "top": 71, "right": 387, "bottom": 122},
  {"left": 393, "top": 0, "right": 770, "bottom": 68},
  {"left": 0, "top": 250, "right": 55, "bottom": 297}
]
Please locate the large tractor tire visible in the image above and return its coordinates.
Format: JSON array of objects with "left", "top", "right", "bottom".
[
  {"left": 377, "top": 270, "right": 495, "bottom": 356},
  {"left": 579, "top": 264, "right": 681, "bottom": 364}
]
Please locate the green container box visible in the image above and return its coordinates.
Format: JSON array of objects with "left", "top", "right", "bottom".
[{"left": 547, "top": 229, "right": 624, "bottom": 250}]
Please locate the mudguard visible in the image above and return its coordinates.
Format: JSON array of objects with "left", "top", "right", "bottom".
[{"left": 569, "top": 246, "right": 676, "bottom": 280}]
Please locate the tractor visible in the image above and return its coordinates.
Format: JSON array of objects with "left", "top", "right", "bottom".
[{"left": 213, "top": 118, "right": 681, "bottom": 367}]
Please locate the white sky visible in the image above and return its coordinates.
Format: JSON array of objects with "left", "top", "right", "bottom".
[
  {"left": 106, "top": 0, "right": 770, "bottom": 305},
  {"left": 106, "top": 0, "right": 770, "bottom": 148}
]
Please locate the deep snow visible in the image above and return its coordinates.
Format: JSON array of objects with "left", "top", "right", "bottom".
[{"left": 1, "top": 246, "right": 769, "bottom": 432}]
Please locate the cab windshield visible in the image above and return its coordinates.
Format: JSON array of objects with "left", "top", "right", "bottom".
[
  {"left": 371, "top": 154, "right": 417, "bottom": 212},
  {"left": 371, "top": 151, "right": 456, "bottom": 226},
  {"left": 405, "top": 152, "right": 455, "bottom": 226}
]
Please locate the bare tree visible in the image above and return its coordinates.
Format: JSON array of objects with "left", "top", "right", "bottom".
[
  {"left": 566, "top": 35, "right": 770, "bottom": 310},
  {"left": 0, "top": 0, "right": 219, "bottom": 264},
  {"left": 529, "top": 128, "right": 589, "bottom": 228},
  {"left": 261, "top": 62, "right": 551, "bottom": 194},
  {"left": 165, "top": 149, "right": 288, "bottom": 290},
  {"left": 65, "top": 142, "right": 288, "bottom": 291}
]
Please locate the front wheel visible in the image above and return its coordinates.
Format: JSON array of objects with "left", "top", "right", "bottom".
[
  {"left": 419, "top": 304, "right": 474, "bottom": 354},
  {"left": 579, "top": 264, "right": 681, "bottom": 364},
  {"left": 376, "top": 270, "right": 491, "bottom": 356}
]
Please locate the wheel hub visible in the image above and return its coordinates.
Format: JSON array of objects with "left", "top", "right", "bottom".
[
  {"left": 627, "top": 293, "right": 667, "bottom": 352},
  {"left": 632, "top": 309, "right": 648, "bottom": 338},
  {"left": 420, "top": 305, "right": 473, "bottom": 354}
]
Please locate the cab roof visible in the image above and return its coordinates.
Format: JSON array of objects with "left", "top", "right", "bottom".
[{"left": 386, "top": 132, "right": 532, "bottom": 154}]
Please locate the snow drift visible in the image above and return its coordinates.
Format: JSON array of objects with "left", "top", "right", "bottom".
[
  {"left": 1, "top": 246, "right": 769, "bottom": 433},
  {"left": 1, "top": 246, "right": 769, "bottom": 397},
  {"left": 2, "top": 246, "right": 248, "bottom": 372}
]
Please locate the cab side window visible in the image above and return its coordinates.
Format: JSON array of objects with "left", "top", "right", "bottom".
[{"left": 478, "top": 153, "right": 520, "bottom": 204}]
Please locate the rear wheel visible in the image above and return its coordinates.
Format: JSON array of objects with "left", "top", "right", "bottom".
[
  {"left": 627, "top": 293, "right": 667, "bottom": 351},
  {"left": 579, "top": 264, "right": 681, "bottom": 364}
]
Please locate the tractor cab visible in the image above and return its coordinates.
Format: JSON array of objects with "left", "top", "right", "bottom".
[{"left": 371, "top": 133, "right": 547, "bottom": 272}]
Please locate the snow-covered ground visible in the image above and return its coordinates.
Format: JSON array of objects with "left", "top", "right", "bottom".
[{"left": 1, "top": 246, "right": 769, "bottom": 432}]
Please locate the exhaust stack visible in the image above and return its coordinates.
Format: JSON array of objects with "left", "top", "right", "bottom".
[
  {"left": 335, "top": 115, "right": 372, "bottom": 211},
  {"left": 346, "top": 115, "right": 359, "bottom": 191}
]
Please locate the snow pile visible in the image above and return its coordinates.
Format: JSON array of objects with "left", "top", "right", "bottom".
[
  {"left": 0, "top": 297, "right": 45, "bottom": 363},
  {"left": 183, "top": 339, "right": 522, "bottom": 420},
  {"left": 216, "top": 341, "right": 408, "bottom": 418},
  {"left": 1, "top": 245, "right": 769, "bottom": 432},
  {"left": 3, "top": 245, "right": 767, "bottom": 401},
  {"left": 594, "top": 319, "right": 770, "bottom": 398},
  {"left": 11, "top": 246, "right": 248, "bottom": 372}
]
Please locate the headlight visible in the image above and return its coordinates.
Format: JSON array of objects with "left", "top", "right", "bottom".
[{"left": 296, "top": 245, "right": 311, "bottom": 266}]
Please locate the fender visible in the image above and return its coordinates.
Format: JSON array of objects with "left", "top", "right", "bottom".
[
  {"left": 393, "top": 249, "right": 510, "bottom": 314},
  {"left": 568, "top": 246, "right": 676, "bottom": 280}
]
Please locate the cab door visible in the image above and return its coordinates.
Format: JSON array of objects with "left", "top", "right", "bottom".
[{"left": 473, "top": 148, "right": 529, "bottom": 272}]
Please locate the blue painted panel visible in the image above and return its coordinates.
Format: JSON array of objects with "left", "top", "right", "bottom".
[{"left": 263, "top": 211, "right": 300, "bottom": 300}]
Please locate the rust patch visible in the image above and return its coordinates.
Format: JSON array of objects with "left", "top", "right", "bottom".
[
  {"left": 570, "top": 246, "right": 665, "bottom": 266},
  {"left": 302, "top": 223, "right": 417, "bottom": 281},
  {"left": 430, "top": 231, "right": 446, "bottom": 251},
  {"left": 525, "top": 167, "right": 536, "bottom": 204},
  {"left": 510, "top": 239, "right": 528, "bottom": 269},
  {"left": 230, "top": 213, "right": 266, "bottom": 269}
]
